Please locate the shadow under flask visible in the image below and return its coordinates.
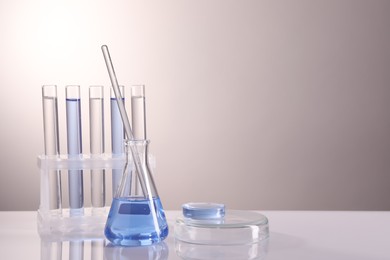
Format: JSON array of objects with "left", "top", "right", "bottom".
[{"left": 105, "top": 139, "right": 169, "bottom": 246}]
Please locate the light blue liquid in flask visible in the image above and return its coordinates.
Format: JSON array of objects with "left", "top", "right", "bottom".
[
  {"left": 105, "top": 197, "right": 168, "bottom": 245},
  {"left": 104, "top": 85, "right": 168, "bottom": 246}
]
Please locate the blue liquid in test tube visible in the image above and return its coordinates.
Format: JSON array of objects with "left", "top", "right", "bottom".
[
  {"left": 111, "top": 87, "right": 125, "bottom": 196},
  {"left": 66, "top": 85, "right": 84, "bottom": 213}
]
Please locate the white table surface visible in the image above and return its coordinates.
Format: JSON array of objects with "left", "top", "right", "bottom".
[{"left": 0, "top": 210, "right": 389, "bottom": 259}]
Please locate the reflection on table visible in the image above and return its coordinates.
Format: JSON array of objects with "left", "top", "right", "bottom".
[
  {"left": 40, "top": 239, "right": 169, "bottom": 260},
  {"left": 40, "top": 237, "right": 269, "bottom": 260}
]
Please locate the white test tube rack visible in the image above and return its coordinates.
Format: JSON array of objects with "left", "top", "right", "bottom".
[
  {"left": 37, "top": 153, "right": 156, "bottom": 242},
  {"left": 38, "top": 84, "right": 156, "bottom": 242}
]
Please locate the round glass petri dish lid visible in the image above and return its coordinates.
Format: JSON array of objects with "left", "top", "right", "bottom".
[
  {"left": 182, "top": 202, "right": 225, "bottom": 220},
  {"left": 174, "top": 209, "right": 269, "bottom": 246}
]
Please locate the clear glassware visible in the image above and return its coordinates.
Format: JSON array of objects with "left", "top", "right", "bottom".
[
  {"left": 111, "top": 86, "right": 125, "bottom": 196},
  {"left": 42, "top": 85, "right": 62, "bottom": 211},
  {"left": 89, "top": 86, "right": 105, "bottom": 208},
  {"left": 104, "top": 85, "right": 168, "bottom": 246},
  {"left": 65, "top": 85, "right": 84, "bottom": 212}
]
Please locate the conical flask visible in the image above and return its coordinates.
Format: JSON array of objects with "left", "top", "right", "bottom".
[{"left": 104, "top": 85, "right": 168, "bottom": 246}]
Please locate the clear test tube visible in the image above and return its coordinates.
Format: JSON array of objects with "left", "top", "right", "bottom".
[
  {"left": 110, "top": 86, "right": 125, "bottom": 196},
  {"left": 131, "top": 85, "right": 147, "bottom": 140},
  {"left": 66, "top": 85, "right": 84, "bottom": 212},
  {"left": 69, "top": 241, "right": 84, "bottom": 260},
  {"left": 91, "top": 240, "right": 105, "bottom": 260},
  {"left": 131, "top": 85, "right": 146, "bottom": 195},
  {"left": 40, "top": 240, "right": 62, "bottom": 260},
  {"left": 42, "top": 85, "right": 62, "bottom": 210},
  {"left": 89, "top": 86, "right": 105, "bottom": 208}
]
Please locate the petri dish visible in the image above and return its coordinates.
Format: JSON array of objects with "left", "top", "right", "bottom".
[
  {"left": 175, "top": 209, "right": 269, "bottom": 245},
  {"left": 174, "top": 209, "right": 269, "bottom": 259}
]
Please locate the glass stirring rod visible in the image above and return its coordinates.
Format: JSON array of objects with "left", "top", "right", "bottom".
[{"left": 101, "top": 45, "right": 149, "bottom": 198}]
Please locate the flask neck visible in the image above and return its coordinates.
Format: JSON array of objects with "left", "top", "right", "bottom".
[
  {"left": 115, "top": 139, "right": 158, "bottom": 199},
  {"left": 124, "top": 139, "right": 149, "bottom": 162}
]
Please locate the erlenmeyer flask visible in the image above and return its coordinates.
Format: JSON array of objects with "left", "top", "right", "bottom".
[{"left": 104, "top": 85, "right": 168, "bottom": 246}]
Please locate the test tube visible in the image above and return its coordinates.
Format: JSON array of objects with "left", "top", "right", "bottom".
[
  {"left": 41, "top": 240, "right": 62, "bottom": 260},
  {"left": 89, "top": 86, "right": 105, "bottom": 208},
  {"left": 110, "top": 86, "right": 125, "bottom": 195},
  {"left": 69, "top": 241, "right": 84, "bottom": 260},
  {"left": 91, "top": 240, "right": 105, "bottom": 260},
  {"left": 131, "top": 85, "right": 146, "bottom": 195},
  {"left": 42, "top": 85, "right": 62, "bottom": 210},
  {"left": 66, "top": 85, "right": 84, "bottom": 212},
  {"left": 131, "top": 85, "right": 147, "bottom": 140}
]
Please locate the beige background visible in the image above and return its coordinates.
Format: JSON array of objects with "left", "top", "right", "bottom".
[{"left": 0, "top": 0, "right": 389, "bottom": 211}]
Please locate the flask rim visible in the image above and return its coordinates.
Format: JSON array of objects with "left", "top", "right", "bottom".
[{"left": 124, "top": 139, "right": 150, "bottom": 146}]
